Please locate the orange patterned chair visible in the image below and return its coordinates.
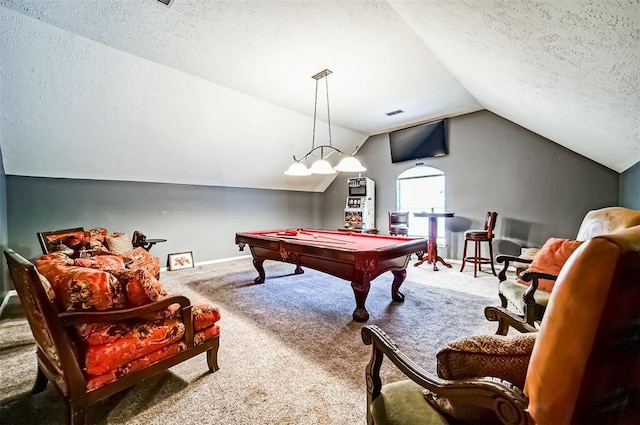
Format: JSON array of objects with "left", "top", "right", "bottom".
[
  {"left": 4, "top": 249, "right": 220, "bottom": 425},
  {"left": 38, "top": 227, "right": 161, "bottom": 278}
]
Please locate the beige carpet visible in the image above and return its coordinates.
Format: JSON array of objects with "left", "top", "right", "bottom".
[{"left": 0, "top": 257, "right": 505, "bottom": 424}]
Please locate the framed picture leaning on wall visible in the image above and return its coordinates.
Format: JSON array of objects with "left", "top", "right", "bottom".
[{"left": 168, "top": 251, "right": 194, "bottom": 271}]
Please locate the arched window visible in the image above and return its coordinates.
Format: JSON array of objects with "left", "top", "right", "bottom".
[{"left": 396, "top": 166, "right": 446, "bottom": 243}]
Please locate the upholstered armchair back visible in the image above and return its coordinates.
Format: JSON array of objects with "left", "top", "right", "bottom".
[
  {"left": 525, "top": 225, "right": 640, "bottom": 424},
  {"left": 576, "top": 206, "right": 640, "bottom": 241}
]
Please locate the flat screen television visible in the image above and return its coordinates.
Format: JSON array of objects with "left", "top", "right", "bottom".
[{"left": 389, "top": 119, "right": 448, "bottom": 163}]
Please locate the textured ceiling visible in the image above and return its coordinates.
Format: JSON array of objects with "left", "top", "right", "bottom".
[{"left": 0, "top": 0, "right": 638, "bottom": 192}]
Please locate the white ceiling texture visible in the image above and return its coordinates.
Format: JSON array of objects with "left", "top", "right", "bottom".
[{"left": 0, "top": 1, "right": 638, "bottom": 192}]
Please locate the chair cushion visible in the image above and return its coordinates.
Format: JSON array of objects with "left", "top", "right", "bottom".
[
  {"left": 371, "top": 380, "right": 450, "bottom": 425},
  {"left": 192, "top": 303, "right": 222, "bottom": 331},
  {"left": 74, "top": 302, "right": 221, "bottom": 345},
  {"left": 499, "top": 279, "right": 551, "bottom": 316},
  {"left": 517, "top": 237, "right": 583, "bottom": 292},
  {"left": 84, "top": 318, "right": 185, "bottom": 376},
  {"left": 74, "top": 254, "right": 125, "bottom": 272},
  {"left": 139, "top": 301, "right": 221, "bottom": 329},
  {"left": 195, "top": 324, "right": 221, "bottom": 346},
  {"left": 463, "top": 230, "right": 491, "bottom": 240},
  {"left": 430, "top": 333, "right": 537, "bottom": 422},
  {"left": 86, "top": 341, "right": 187, "bottom": 392},
  {"left": 437, "top": 333, "right": 537, "bottom": 388}
]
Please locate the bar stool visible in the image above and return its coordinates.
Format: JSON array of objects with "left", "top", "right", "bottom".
[{"left": 460, "top": 211, "right": 498, "bottom": 277}]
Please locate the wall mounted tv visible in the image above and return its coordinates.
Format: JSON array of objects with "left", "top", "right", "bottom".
[{"left": 389, "top": 119, "right": 448, "bottom": 164}]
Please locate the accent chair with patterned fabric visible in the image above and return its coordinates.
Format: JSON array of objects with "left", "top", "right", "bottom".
[
  {"left": 4, "top": 248, "right": 221, "bottom": 425},
  {"left": 362, "top": 224, "right": 640, "bottom": 424},
  {"left": 485, "top": 206, "right": 640, "bottom": 335},
  {"left": 38, "top": 227, "right": 161, "bottom": 278}
]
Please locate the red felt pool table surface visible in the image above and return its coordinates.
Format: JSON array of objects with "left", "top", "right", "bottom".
[{"left": 235, "top": 229, "right": 427, "bottom": 321}]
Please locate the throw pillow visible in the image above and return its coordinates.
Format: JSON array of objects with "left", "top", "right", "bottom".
[
  {"left": 517, "top": 237, "right": 583, "bottom": 292},
  {"left": 88, "top": 227, "right": 109, "bottom": 249},
  {"left": 425, "top": 333, "right": 537, "bottom": 422},
  {"left": 106, "top": 232, "right": 134, "bottom": 255},
  {"left": 113, "top": 268, "right": 167, "bottom": 307},
  {"left": 35, "top": 259, "right": 126, "bottom": 311}
]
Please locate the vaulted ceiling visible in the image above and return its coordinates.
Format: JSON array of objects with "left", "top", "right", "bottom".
[{"left": 1, "top": 0, "right": 638, "bottom": 192}]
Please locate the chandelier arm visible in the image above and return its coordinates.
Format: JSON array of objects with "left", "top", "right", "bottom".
[{"left": 292, "top": 145, "right": 346, "bottom": 163}]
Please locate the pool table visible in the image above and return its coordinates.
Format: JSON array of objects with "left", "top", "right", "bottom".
[{"left": 235, "top": 229, "right": 427, "bottom": 322}]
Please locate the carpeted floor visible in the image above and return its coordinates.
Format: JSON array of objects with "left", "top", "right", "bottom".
[{"left": 0, "top": 257, "right": 506, "bottom": 424}]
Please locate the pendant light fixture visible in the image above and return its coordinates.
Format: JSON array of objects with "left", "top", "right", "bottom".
[{"left": 285, "top": 69, "right": 366, "bottom": 176}]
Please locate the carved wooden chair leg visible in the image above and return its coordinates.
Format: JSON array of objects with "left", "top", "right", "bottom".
[
  {"left": 69, "top": 402, "right": 87, "bottom": 425},
  {"left": 459, "top": 239, "right": 468, "bottom": 272},
  {"left": 206, "top": 342, "right": 220, "bottom": 372},
  {"left": 474, "top": 240, "right": 481, "bottom": 276}
]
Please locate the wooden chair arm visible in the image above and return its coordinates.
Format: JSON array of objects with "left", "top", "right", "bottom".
[
  {"left": 58, "top": 294, "right": 192, "bottom": 326},
  {"left": 496, "top": 254, "right": 533, "bottom": 282},
  {"left": 520, "top": 271, "right": 557, "bottom": 303},
  {"left": 496, "top": 254, "right": 529, "bottom": 264},
  {"left": 485, "top": 306, "right": 539, "bottom": 334},
  {"left": 519, "top": 271, "right": 556, "bottom": 326},
  {"left": 519, "top": 270, "right": 558, "bottom": 283},
  {"left": 361, "top": 325, "right": 529, "bottom": 425}
]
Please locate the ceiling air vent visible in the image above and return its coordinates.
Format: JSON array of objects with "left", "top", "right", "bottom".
[{"left": 386, "top": 109, "right": 404, "bottom": 116}]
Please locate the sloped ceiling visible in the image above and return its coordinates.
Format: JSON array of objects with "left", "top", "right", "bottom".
[{"left": 0, "top": 0, "right": 638, "bottom": 193}]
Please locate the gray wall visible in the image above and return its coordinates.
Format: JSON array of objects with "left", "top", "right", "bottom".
[
  {"left": 4, "top": 110, "right": 624, "bottom": 265},
  {"left": 620, "top": 161, "right": 640, "bottom": 209},
  {"left": 0, "top": 145, "right": 7, "bottom": 299},
  {"left": 322, "top": 110, "right": 620, "bottom": 259},
  {"left": 7, "top": 177, "right": 322, "bottom": 264}
]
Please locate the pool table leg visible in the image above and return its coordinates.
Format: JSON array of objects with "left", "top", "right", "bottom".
[
  {"left": 390, "top": 270, "right": 406, "bottom": 302},
  {"left": 252, "top": 257, "right": 266, "bottom": 284},
  {"left": 351, "top": 278, "right": 371, "bottom": 322}
]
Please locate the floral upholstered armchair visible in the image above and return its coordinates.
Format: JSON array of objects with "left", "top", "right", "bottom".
[
  {"left": 38, "top": 227, "right": 161, "bottom": 278},
  {"left": 4, "top": 248, "right": 221, "bottom": 425}
]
